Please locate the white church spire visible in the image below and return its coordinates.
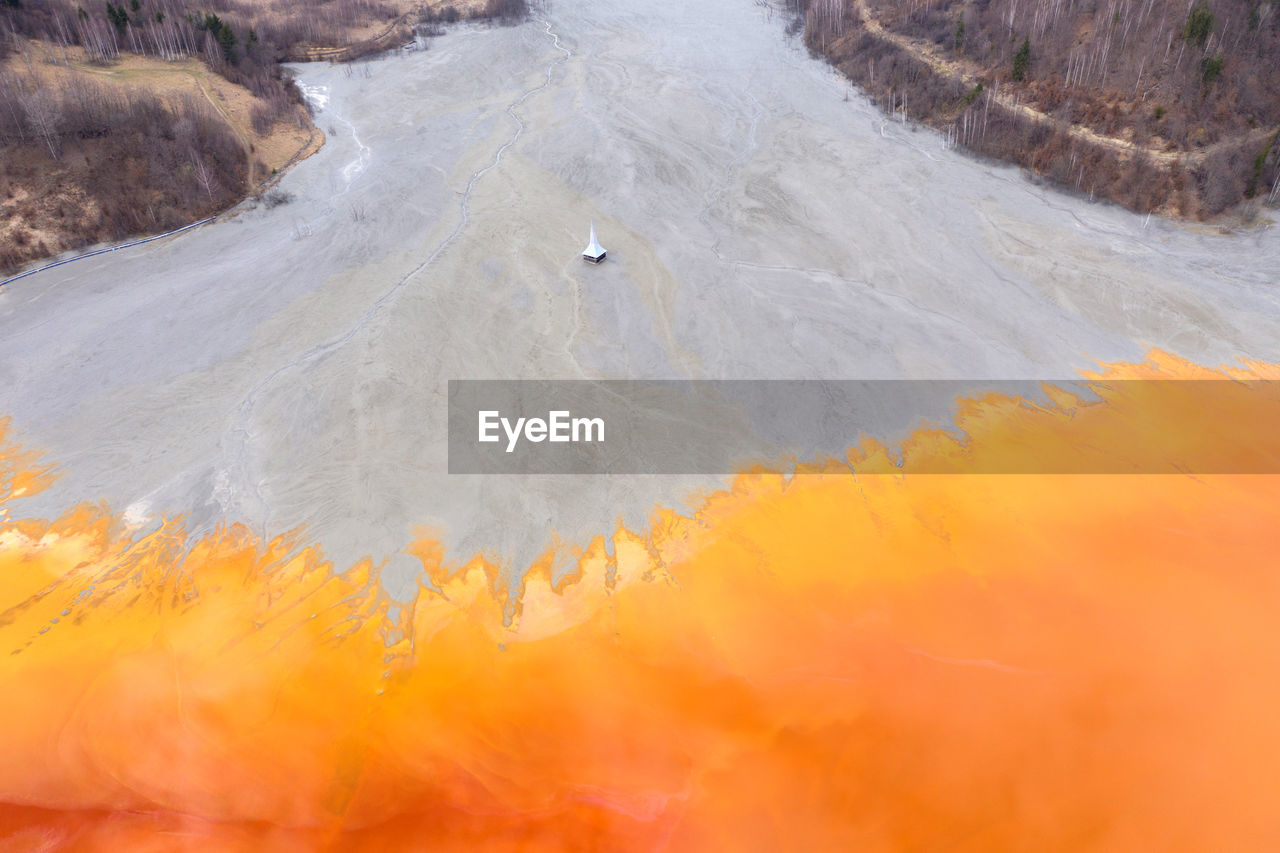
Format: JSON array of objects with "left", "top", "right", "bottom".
[{"left": 583, "top": 221, "right": 607, "bottom": 264}]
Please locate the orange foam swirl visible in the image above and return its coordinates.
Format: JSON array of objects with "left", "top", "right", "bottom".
[{"left": 2, "top": 353, "right": 1279, "bottom": 850}]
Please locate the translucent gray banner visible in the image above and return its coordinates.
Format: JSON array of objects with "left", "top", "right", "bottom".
[{"left": 447, "top": 379, "right": 1280, "bottom": 474}]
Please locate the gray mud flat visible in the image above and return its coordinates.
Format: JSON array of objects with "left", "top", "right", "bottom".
[{"left": 1, "top": 0, "right": 1278, "bottom": 583}]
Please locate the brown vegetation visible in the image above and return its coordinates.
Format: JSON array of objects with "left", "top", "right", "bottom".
[
  {"left": 795, "top": 0, "right": 1280, "bottom": 218},
  {"left": 1, "top": 0, "right": 527, "bottom": 274},
  {"left": 0, "top": 67, "right": 247, "bottom": 271},
  {"left": 0, "top": 37, "right": 321, "bottom": 273}
]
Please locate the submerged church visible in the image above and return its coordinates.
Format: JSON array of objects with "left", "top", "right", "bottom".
[{"left": 583, "top": 222, "right": 606, "bottom": 264}]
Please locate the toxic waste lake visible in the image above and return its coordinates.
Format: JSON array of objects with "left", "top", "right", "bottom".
[{"left": 2, "top": 0, "right": 1279, "bottom": 580}]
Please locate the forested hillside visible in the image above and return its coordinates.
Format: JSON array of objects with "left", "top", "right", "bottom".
[
  {"left": 1, "top": 0, "right": 523, "bottom": 273},
  {"left": 799, "top": 0, "right": 1280, "bottom": 218}
]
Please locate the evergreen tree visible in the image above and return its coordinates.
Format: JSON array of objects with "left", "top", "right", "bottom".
[
  {"left": 1185, "top": 1, "right": 1214, "bottom": 46},
  {"left": 217, "top": 25, "right": 236, "bottom": 62},
  {"left": 1012, "top": 36, "right": 1031, "bottom": 81},
  {"left": 105, "top": 2, "right": 128, "bottom": 34}
]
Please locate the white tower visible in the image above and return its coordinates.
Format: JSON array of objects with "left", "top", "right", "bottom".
[{"left": 582, "top": 221, "right": 607, "bottom": 264}]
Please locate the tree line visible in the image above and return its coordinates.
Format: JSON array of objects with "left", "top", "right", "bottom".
[
  {"left": 794, "top": 0, "right": 1280, "bottom": 217},
  {"left": 0, "top": 66, "right": 246, "bottom": 271},
  {"left": 0, "top": 0, "right": 533, "bottom": 271}
]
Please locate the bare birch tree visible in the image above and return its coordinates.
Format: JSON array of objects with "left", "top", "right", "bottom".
[
  {"left": 22, "top": 89, "right": 62, "bottom": 160},
  {"left": 190, "top": 149, "right": 218, "bottom": 201}
]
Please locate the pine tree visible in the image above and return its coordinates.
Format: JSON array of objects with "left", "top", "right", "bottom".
[
  {"left": 1012, "top": 36, "right": 1031, "bottom": 81},
  {"left": 217, "top": 25, "right": 236, "bottom": 62},
  {"left": 1185, "top": 1, "right": 1214, "bottom": 46},
  {"left": 105, "top": 2, "right": 128, "bottom": 34}
]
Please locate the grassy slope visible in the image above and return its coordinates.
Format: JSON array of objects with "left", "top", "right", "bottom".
[
  {"left": 1, "top": 42, "right": 320, "bottom": 271},
  {"left": 0, "top": 0, "right": 508, "bottom": 273}
]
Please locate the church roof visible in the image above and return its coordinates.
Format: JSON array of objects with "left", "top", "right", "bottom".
[{"left": 583, "top": 222, "right": 606, "bottom": 259}]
